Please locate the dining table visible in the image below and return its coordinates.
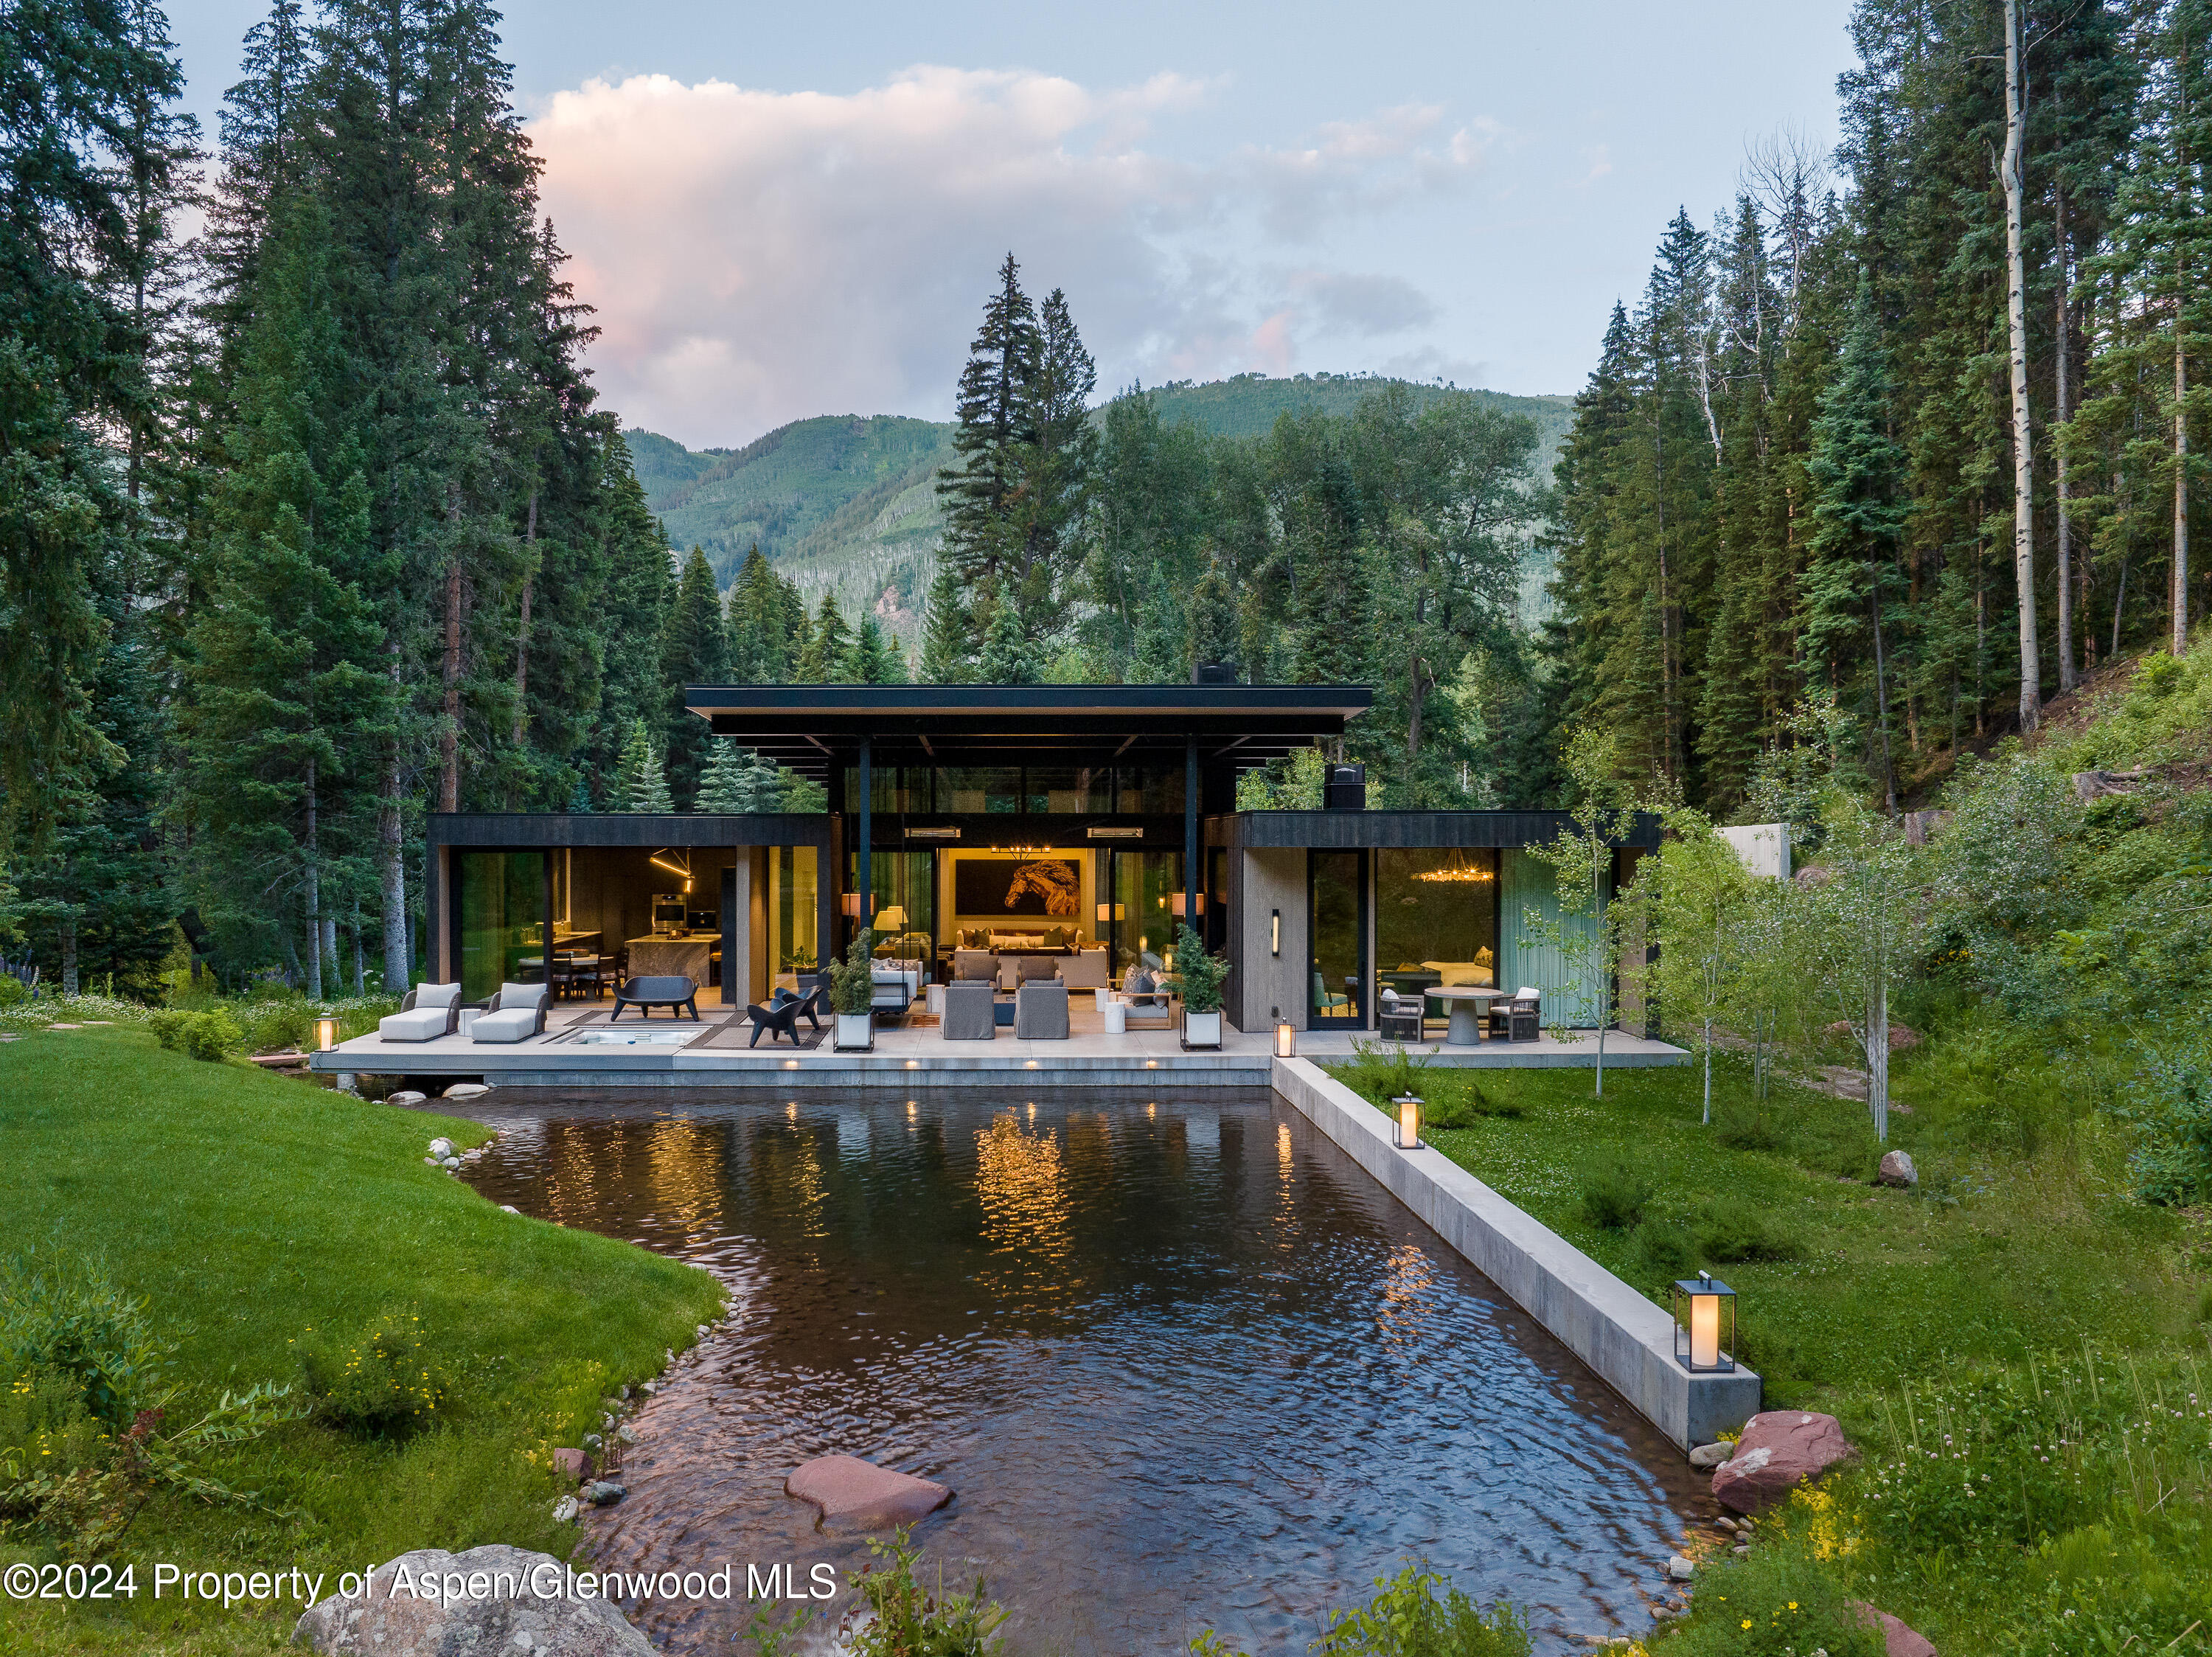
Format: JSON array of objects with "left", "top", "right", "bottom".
[{"left": 1424, "top": 984, "right": 1503, "bottom": 1045}]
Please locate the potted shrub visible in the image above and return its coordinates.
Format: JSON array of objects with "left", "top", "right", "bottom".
[
  {"left": 1173, "top": 923, "right": 1228, "bottom": 1050},
  {"left": 828, "top": 930, "right": 876, "bottom": 1051}
]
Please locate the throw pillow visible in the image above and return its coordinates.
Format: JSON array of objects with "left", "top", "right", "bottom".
[{"left": 1132, "top": 970, "right": 1155, "bottom": 995}]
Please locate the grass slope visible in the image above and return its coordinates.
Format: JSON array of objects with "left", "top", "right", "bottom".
[{"left": 0, "top": 1027, "right": 722, "bottom": 1654}]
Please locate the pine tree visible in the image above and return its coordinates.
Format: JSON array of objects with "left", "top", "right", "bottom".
[
  {"left": 1804, "top": 279, "right": 1909, "bottom": 813},
  {"left": 617, "top": 719, "right": 674, "bottom": 813},
  {"left": 1006, "top": 286, "right": 1097, "bottom": 635},
  {"left": 726, "top": 543, "right": 798, "bottom": 681},
  {"left": 659, "top": 546, "right": 727, "bottom": 807},
  {"left": 842, "top": 613, "right": 902, "bottom": 683},
  {"left": 796, "top": 590, "right": 852, "bottom": 682},
  {"left": 917, "top": 558, "right": 975, "bottom": 683},
  {"left": 936, "top": 254, "right": 1038, "bottom": 611},
  {"left": 977, "top": 597, "right": 1043, "bottom": 684},
  {"left": 695, "top": 738, "right": 754, "bottom": 812}
]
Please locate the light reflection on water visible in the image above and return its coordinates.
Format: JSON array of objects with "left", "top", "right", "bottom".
[{"left": 450, "top": 1088, "right": 1706, "bottom": 1656}]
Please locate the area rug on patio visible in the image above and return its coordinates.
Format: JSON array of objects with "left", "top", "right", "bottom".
[{"left": 700, "top": 1016, "right": 828, "bottom": 1052}]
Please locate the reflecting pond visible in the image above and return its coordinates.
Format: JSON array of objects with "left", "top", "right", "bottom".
[{"left": 451, "top": 1088, "right": 1705, "bottom": 1654}]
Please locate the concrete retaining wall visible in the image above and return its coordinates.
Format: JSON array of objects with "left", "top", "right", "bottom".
[{"left": 1270, "top": 1056, "right": 1759, "bottom": 1449}]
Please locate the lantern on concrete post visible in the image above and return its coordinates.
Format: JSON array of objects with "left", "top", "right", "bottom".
[
  {"left": 1391, "top": 1093, "right": 1422, "bottom": 1150},
  {"left": 1274, "top": 1021, "right": 1296, "bottom": 1057},
  {"left": 1672, "top": 1271, "right": 1737, "bottom": 1372},
  {"left": 315, "top": 1016, "right": 340, "bottom": 1052}
]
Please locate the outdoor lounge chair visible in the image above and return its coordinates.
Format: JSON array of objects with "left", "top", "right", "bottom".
[
  {"left": 744, "top": 983, "right": 827, "bottom": 1046},
  {"left": 1055, "top": 948, "right": 1110, "bottom": 990},
  {"left": 611, "top": 975, "right": 700, "bottom": 1021},
  {"left": 941, "top": 979, "right": 996, "bottom": 1041},
  {"left": 471, "top": 982, "right": 549, "bottom": 1043},
  {"left": 1487, "top": 987, "right": 1542, "bottom": 1042},
  {"left": 378, "top": 982, "right": 462, "bottom": 1042},
  {"left": 951, "top": 948, "right": 995, "bottom": 982},
  {"left": 1015, "top": 980, "right": 1069, "bottom": 1039}
]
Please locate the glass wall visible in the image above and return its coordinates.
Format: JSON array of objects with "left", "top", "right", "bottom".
[
  {"left": 851, "top": 850, "right": 933, "bottom": 959},
  {"left": 458, "top": 851, "right": 546, "bottom": 1002},
  {"left": 768, "top": 846, "right": 818, "bottom": 992},
  {"left": 1310, "top": 850, "right": 1366, "bottom": 1026},
  {"left": 1107, "top": 850, "right": 1183, "bottom": 975},
  {"left": 1374, "top": 850, "right": 1498, "bottom": 1010},
  {"left": 834, "top": 766, "right": 1187, "bottom": 815}
]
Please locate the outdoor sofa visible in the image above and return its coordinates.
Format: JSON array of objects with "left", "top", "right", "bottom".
[{"left": 378, "top": 982, "right": 462, "bottom": 1042}]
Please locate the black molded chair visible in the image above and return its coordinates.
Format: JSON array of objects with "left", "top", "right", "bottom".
[
  {"left": 611, "top": 974, "right": 700, "bottom": 1021},
  {"left": 743, "top": 982, "right": 827, "bottom": 1047}
]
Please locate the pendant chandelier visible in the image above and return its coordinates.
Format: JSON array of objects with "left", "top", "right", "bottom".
[{"left": 1413, "top": 849, "right": 1494, "bottom": 884}]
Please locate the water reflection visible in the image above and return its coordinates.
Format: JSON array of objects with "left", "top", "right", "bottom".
[{"left": 451, "top": 1089, "right": 1705, "bottom": 1656}]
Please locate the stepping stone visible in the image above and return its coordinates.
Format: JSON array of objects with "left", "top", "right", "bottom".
[{"left": 785, "top": 1454, "right": 952, "bottom": 1530}]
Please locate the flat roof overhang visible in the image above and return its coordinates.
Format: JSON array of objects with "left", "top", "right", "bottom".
[
  {"left": 426, "top": 812, "right": 831, "bottom": 849},
  {"left": 683, "top": 683, "right": 1373, "bottom": 777},
  {"left": 1219, "top": 809, "right": 1666, "bottom": 850}
]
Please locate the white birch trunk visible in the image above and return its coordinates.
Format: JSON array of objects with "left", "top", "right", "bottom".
[{"left": 2003, "top": 0, "right": 2042, "bottom": 732}]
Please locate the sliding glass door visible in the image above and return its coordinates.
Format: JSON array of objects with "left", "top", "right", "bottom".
[
  {"left": 456, "top": 851, "right": 546, "bottom": 1004},
  {"left": 1310, "top": 850, "right": 1366, "bottom": 1027}
]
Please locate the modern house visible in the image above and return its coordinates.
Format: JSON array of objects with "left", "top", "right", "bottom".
[{"left": 422, "top": 684, "right": 1658, "bottom": 1032}]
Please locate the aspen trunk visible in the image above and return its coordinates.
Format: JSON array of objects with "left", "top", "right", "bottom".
[
  {"left": 2002, "top": 0, "right": 2042, "bottom": 730},
  {"left": 304, "top": 757, "right": 323, "bottom": 1002},
  {"left": 512, "top": 487, "right": 537, "bottom": 746},
  {"left": 2055, "top": 196, "right": 2077, "bottom": 693},
  {"left": 380, "top": 642, "right": 411, "bottom": 990},
  {"left": 442, "top": 563, "right": 463, "bottom": 811}
]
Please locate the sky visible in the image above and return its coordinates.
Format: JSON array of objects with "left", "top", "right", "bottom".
[{"left": 172, "top": 1, "right": 1859, "bottom": 450}]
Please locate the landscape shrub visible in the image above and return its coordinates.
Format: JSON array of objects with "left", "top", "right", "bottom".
[
  {"left": 0, "top": 975, "right": 25, "bottom": 1010},
  {"left": 1423, "top": 1080, "right": 1525, "bottom": 1129},
  {"left": 1631, "top": 1219, "right": 1698, "bottom": 1283},
  {"left": 1669, "top": 1536, "right": 1881, "bottom": 1657},
  {"left": 1578, "top": 1158, "right": 1653, "bottom": 1229},
  {"left": 838, "top": 1527, "right": 1007, "bottom": 1656},
  {"left": 147, "top": 1008, "right": 243, "bottom": 1063},
  {"left": 302, "top": 1310, "right": 450, "bottom": 1439},
  {"left": 237, "top": 999, "right": 316, "bottom": 1055},
  {"left": 2110, "top": 1031, "right": 2212, "bottom": 1206},
  {"left": 1341, "top": 1041, "right": 1434, "bottom": 1109},
  {"left": 1192, "top": 1561, "right": 1528, "bottom": 1657},
  {"left": 0, "top": 1252, "right": 167, "bottom": 1430},
  {"left": 1173, "top": 923, "right": 1229, "bottom": 1014},
  {"left": 1694, "top": 1207, "right": 1805, "bottom": 1265}
]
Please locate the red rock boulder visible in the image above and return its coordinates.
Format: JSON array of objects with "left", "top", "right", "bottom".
[
  {"left": 551, "top": 1447, "right": 591, "bottom": 1482},
  {"left": 785, "top": 1454, "right": 952, "bottom": 1530},
  {"left": 1852, "top": 1601, "right": 1938, "bottom": 1656},
  {"left": 1711, "top": 1411, "right": 1854, "bottom": 1512}
]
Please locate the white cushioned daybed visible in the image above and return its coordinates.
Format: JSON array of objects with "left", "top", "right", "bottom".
[
  {"left": 471, "top": 982, "right": 549, "bottom": 1044},
  {"left": 379, "top": 982, "right": 461, "bottom": 1042}
]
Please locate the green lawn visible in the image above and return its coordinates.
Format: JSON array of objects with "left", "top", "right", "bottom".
[
  {"left": 0, "top": 1025, "right": 723, "bottom": 1655},
  {"left": 1329, "top": 1046, "right": 2202, "bottom": 1406},
  {"left": 1326, "top": 1043, "right": 2212, "bottom": 1656}
]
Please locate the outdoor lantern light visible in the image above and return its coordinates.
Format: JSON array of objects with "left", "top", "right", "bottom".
[
  {"left": 1391, "top": 1093, "right": 1422, "bottom": 1150},
  {"left": 1274, "top": 1021, "right": 1296, "bottom": 1057},
  {"left": 315, "top": 1016, "right": 339, "bottom": 1052},
  {"left": 1672, "top": 1272, "right": 1737, "bottom": 1372}
]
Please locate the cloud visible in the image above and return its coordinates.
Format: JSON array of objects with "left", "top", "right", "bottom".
[{"left": 526, "top": 68, "right": 1498, "bottom": 445}]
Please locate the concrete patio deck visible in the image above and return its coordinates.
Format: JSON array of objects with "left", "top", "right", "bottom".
[{"left": 309, "top": 999, "right": 1687, "bottom": 1088}]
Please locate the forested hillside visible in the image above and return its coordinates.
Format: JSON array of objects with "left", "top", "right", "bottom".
[
  {"left": 1498, "top": 0, "right": 2206, "bottom": 815},
  {"left": 626, "top": 377, "right": 1573, "bottom": 656}
]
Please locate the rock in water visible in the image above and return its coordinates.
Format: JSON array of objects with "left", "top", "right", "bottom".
[
  {"left": 1687, "top": 1441, "right": 1733, "bottom": 1470},
  {"left": 443, "top": 1083, "right": 491, "bottom": 1100},
  {"left": 1852, "top": 1601, "right": 1939, "bottom": 1656},
  {"left": 785, "top": 1454, "right": 952, "bottom": 1530},
  {"left": 1712, "top": 1411, "right": 1855, "bottom": 1512},
  {"left": 389, "top": 1091, "right": 427, "bottom": 1107},
  {"left": 1666, "top": 1554, "right": 1695, "bottom": 1582},
  {"left": 291, "top": 1543, "right": 651, "bottom": 1655},
  {"left": 1878, "top": 1150, "right": 1918, "bottom": 1187}
]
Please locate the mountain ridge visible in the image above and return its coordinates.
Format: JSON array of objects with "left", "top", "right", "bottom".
[{"left": 627, "top": 373, "right": 1574, "bottom": 646}]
